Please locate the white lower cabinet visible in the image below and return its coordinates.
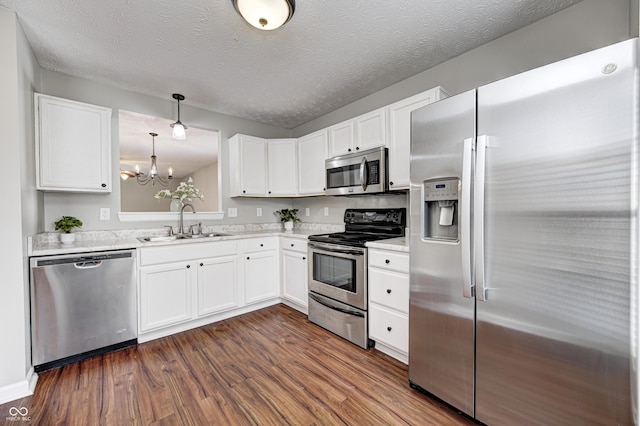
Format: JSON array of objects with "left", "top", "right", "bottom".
[
  {"left": 242, "top": 238, "right": 279, "bottom": 304},
  {"left": 139, "top": 261, "right": 193, "bottom": 332},
  {"left": 280, "top": 237, "right": 308, "bottom": 312},
  {"left": 368, "top": 248, "right": 410, "bottom": 364},
  {"left": 197, "top": 255, "right": 239, "bottom": 317}
]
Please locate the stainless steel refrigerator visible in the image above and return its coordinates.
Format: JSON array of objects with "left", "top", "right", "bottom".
[{"left": 409, "top": 38, "right": 637, "bottom": 425}]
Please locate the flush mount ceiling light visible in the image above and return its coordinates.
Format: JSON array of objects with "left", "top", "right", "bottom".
[
  {"left": 135, "top": 132, "right": 173, "bottom": 186},
  {"left": 232, "top": 0, "right": 295, "bottom": 31},
  {"left": 170, "top": 93, "right": 187, "bottom": 140}
]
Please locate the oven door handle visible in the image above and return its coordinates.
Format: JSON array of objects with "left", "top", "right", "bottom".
[
  {"left": 308, "top": 242, "right": 365, "bottom": 256},
  {"left": 309, "top": 293, "right": 365, "bottom": 318}
]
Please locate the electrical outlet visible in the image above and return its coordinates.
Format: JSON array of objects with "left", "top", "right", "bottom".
[
  {"left": 305, "top": 208, "right": 310, "bottom": 217},
  {"left": 324, "top": 207, "right": 329, "bottom": 216},
  {"left": 100, "top": 208, "right": 110, "bottom": 220},
  {"left": 228, "top": 207, "right": 238, "bottom": 218},
  {"left": 257, "top": 207, "right": 262, "bottom": 217}
]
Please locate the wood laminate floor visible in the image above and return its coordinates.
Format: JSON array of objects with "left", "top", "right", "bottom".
[{"left": 0, "top": 304, "right": 475, "bottom": 425}]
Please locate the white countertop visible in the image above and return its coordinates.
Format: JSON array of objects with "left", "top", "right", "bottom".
[
  {"left": 29, "top": 225, "right": 341, "bottom": 257},
  {"left": 366, "top": 237, "right": 409, "bottom": 252}
]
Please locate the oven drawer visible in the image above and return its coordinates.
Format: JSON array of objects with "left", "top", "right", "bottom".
[
  {"left": 281, "top": 237, "right": 307, "bottom": 253},
  {"left": 368, "top": 249, "right": 409, "bottom": 273},
  {"left": 369, "top": 268, "right": 409, "bottom": 313},
  {"left": 369, "top": 304, "right": 408, "bottom": 353},
  {"left": 308, "top": 292, "right": 369, "bottom": 349}
]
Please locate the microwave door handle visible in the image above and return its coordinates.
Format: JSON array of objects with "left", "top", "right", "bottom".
[{"left": 360, "top": 157, "right": 368, "bottom": 191}]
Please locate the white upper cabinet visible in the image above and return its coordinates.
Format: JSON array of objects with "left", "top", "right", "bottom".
[
  {"left": 328, "top": 108, "right": 387, "bottom": 158},
  {"left": 297, "top": 129, "right": 328, "bottom": 195},
  {"left": 35, "top": 93, "right": 112, "bottom": 193},
  {"left": 355, "top": 107, "right": 387, "bottom": 152},
  {"left": 229, "top": 134, "right": 267, "bottom": 197},
  {"left": 328, "top": 120, "right": 356, "bottom": 157},
  {"left": 387, "top": 86, "right": 448, "bottom": 190},
  {"left": 267, "top": 139, "right": 298, "bottom": 196}
]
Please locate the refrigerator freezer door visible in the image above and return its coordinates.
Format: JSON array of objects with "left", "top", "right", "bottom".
[
  {"left": 474, "top": 39, "right": 636, "bottom": 425},
  {"left": 409, "top": 89, "right": 476, "bottom": 416}
]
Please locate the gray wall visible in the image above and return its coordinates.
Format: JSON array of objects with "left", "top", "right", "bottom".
[
  {"left": 0, "top": 6, "right": 40, "bottom": 402},
  {"left": 290, "top": 0, "right": 635, "bottom": 224}
]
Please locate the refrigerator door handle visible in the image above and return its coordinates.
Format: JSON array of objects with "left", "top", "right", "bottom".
[
  {"left": 475, "top": 134, "right": 488, "bottom": 301},
  {"left": 461, "top": 137, "right": 474, "bottom": 298}
]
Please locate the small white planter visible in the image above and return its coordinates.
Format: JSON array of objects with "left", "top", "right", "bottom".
[
  {"left": 284, "top": 221, "right": 294, "bottom": 231},
  {"left": 60, "top": 232, "right": 76, "bottom": 244}
]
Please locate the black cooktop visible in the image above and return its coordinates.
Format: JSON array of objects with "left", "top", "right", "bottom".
[{"left": 308, "top": 208, "right": 406, "bottom": 247}]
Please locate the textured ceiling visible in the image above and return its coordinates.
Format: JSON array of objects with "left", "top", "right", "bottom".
[{"left": 1, "top": 0, "right": 581, "bottom": 129}]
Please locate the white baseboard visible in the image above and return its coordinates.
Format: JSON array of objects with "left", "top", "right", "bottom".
[{"left": 0, "top": 367, "right": 38, "bottom": 405}]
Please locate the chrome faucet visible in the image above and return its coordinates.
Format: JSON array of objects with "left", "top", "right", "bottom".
[{"left": 178, "top": 203, "right": 196, "bottom": 235}]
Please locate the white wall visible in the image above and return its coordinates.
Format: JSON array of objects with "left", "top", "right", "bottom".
[{"left": 0, "top": 6, "right": 40, "bottom": 404}]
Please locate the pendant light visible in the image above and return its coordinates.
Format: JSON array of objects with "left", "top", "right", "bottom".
[
  {"left": 232, "top": 0, "right": 295, "bottom": 31},
  {"left": 135, "top": 132, "right": 173, "bottom": 186},
  {"left": 170, "top": 93, "right": 187, "bottom": 140}
]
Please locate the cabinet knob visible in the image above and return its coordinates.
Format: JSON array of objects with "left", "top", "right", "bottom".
[
  {"left": 323, "top": 187, "right": 326, "bottom": 191},
  {"left": 186, "top": 265, "right": 191, "bottom": 269},
  {"left": 387, "top": 326, "right": 392, "bottom": 332},
  {"left": 385, "top": 259, "right": 390, "bottom": 264},
  {"left": 303, "top": 257, "right": 306, "bottom": 260},
  {"left": 348, "top": 148, "right": 352, "bottom": 152},
  {"left": 386, "top": 289, "right": 392, "bottom": 294},
  {"left": 260, "top": 243, "right": 264, "bottom": 247},
  {"left": 355, "top": 146, "right": 360, "bottom": 151},
  {"left": 291, "top": 243, "right": 294, "bottom": 247},
  {"left": 246, "top": 257, "right": 250, "bottom": 260},
  {"left": 101, "top": 183, "right": 107, "bottom": 188},
  {"left": 390, "top": 181, "right": 394, "bottom": 186},
  {"left": 268, "top": 191, "right": 271, "bottom": 194},
  {"left": 200, "top": 263, "right": 204, "bottom": 267},
  {"left": 243, "top": 190, "right": 246, "bottom": 194}
]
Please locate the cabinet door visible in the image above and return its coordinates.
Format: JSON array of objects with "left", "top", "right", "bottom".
[
  {"left": 282, "top": 250, "right": 308, "bottom": 309},
  {"left": 229, "top": 134, "right": 267, "bottom": 196},
  {"left": 267, "top": 139, "right": 298, "bottom": 196},
  {"left": 35, "top": 94, "right": 112, "bottom": 192},
  {"left": 244, "top": 251, "right": 278, "bottom": 304},
  {"left": 355, "top": 107, "right": 387, "bottom": 152},
  {"left": 139, "top": 262, "right": 193, "bottom": 332},
  {"left": 197, "top": 255, "right": 239, "bottom": 317},
  {"left": 387, "top": 87, "right": 447, "bottom": 190},
  {"left": 328, "top": 120, "right": 356, "bottom": 157},
  {"left": 297, "top": 130, "right": 328, "bottom": 195}
]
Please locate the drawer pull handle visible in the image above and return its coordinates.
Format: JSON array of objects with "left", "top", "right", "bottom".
[
  {"left": 385, "top": 259, "right": 390, "bottom": 264},
  {"left": 387, "top": 326, "right": 392, "bottom": 332},
  {"left": 386, "top": 289, "right": 391, "bottom": 294}
]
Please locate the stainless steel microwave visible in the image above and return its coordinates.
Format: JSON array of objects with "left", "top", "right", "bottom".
[{"left": 325, "top": 147, "right": 388, "bottom": 196}]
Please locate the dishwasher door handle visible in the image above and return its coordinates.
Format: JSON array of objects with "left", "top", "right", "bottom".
[{"left": 74, "top": 261, "right": 103, "bottom": 269}]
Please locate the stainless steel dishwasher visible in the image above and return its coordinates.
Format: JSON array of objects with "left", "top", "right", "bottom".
[{"left": 30, "top": 249, "right": 137, "bottom": 371}]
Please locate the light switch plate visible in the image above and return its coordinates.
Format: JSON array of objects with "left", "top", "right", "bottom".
[
  {"left": 228, "top": 207, "right": 238, "bottom": 218},
  {"left": 324, "top": 207, "right": 329, "bottom": 216},
  {"left": 257, "top": 207, "right": 262, "bottom": 217},
  {"left": 305, "top": 208, "right": 310, "bottom": 217},
  {"left": 100, "top": 208, "right": 110, "bottom": 220}
]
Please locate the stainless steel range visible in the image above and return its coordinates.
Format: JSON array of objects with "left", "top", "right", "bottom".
[{"left": 307, "top": 208, "right": 405, "bottom": 348}]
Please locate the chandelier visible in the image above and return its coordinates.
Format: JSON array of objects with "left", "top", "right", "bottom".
[{"left": 135, "top": 132, "right": 173, "bottom": 186}]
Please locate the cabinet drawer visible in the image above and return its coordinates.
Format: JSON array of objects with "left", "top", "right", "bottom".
[
  {"left": 368, "top": 249, "right": 409, "bottom": 273},
  {"left": 139, "top": 241, "right": 237, "bottom": 266},
  {"left": 243, "top": 237, "right": 278, "bottom": 253},
  {"left": 370, "top": 305, "right": 408, "bottom": 353},
  {"left": 369, "top": 269, "right": 409, "bottom": 313},
  {"left": 281, "top": 237, "right": 307, "bottom": 253}
]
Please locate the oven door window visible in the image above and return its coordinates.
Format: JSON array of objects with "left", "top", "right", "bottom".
[{"left": 312, "top": 252, "right": 356, "bottom": 293}]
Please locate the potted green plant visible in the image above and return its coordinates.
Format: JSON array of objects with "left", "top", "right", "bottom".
[
  {"left": 275, "top": 208, "right": 301, "bottom": 231},
  {"left": 54, "top": 216, "right": 83, "bottom": 244}
]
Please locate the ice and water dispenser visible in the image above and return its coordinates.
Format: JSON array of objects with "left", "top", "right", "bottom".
[{"left": 423, "top": 178, "right": 460, "bottom": 241}]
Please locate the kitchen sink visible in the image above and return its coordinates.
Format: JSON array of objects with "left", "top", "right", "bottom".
[{"left": 137, "top": 233, "right": 229, "bottom": 243}]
